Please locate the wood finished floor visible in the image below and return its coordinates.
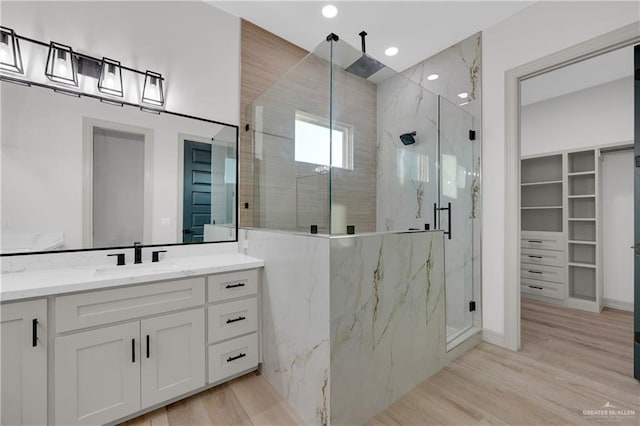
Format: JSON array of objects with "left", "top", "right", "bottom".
[{"left": 122, "top": 299, "right": 639, "bottom": 425}]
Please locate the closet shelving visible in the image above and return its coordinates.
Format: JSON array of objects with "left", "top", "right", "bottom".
[{"left": 520, "top": 149, "right": 602, "bottom": 312}]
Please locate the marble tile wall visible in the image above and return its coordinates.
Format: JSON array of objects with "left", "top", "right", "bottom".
[
  {"left": 245, "top": 229, "right": 331, "bottom": 425},
  {"left": 329, "top": 231, "right": 445, "bottom": 425}
]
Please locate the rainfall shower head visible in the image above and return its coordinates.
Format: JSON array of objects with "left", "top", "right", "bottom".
[
  {"left": 400, "top": 131, "right": 417, "bottom": 145},
  {"left": 344, "top": 31, "right": 386, "bottom": 79}
]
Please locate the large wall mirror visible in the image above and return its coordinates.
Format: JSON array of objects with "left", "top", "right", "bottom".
[{"left": 1, "top": 81, "right": 238, "bottom": 255}]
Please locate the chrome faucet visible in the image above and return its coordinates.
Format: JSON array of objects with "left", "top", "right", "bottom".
[{"left": 133, "top": 242, "right": 143, "bottom": 264}]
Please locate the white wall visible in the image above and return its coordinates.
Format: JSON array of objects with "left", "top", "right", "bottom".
[
  {"left": 602, "top": 150, "right": 634, "bottom": 310},
  {"left": 521, "top": 77, "right": 633, "bottom": 157},
  {"left": 0, "top": 1, "right": 240, "bottom": 124},
  {"left": 481, "top": 1, "right": 638, "bottom": 339}
]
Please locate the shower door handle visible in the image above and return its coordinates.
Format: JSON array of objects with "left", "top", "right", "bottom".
[{"left": 433, "top": 202, "right": 452, "bottom": 240}]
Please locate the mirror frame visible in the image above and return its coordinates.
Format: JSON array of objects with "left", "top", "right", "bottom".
[{"left": 0, "top": 75, "right": 239, "bottom": 257}]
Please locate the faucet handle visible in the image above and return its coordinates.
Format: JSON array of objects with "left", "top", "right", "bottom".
[
  {"left": 152, "top": 250, "right": 167, "bottom": 263},
  {"left": 107, "top": 253, "right": 126, "bottom": 266}
]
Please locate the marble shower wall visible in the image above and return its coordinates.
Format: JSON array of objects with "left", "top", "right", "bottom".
[
  {"left": 330, "top": 231, "right": 446, "bottom": 425},
  {"left": 245, "top": 229, "right": 331, "bottom": 425}
]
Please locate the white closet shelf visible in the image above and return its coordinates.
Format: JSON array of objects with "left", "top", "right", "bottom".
[
  {"left": 520, "top": 180, "right": 563, "bottom": 187},
  {"left": 521, "top": 206, "right": 563, "bottom": 210},
  {"left": 568, "top": 171, "right": 595, "bottom": 176},
  {"left": 568, "top": 262, "right": 596, "bottom": 269}
]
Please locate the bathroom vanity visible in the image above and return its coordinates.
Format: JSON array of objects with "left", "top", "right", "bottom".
[{"left": 0, "top": 254, "right": 263, "bottom": 425}]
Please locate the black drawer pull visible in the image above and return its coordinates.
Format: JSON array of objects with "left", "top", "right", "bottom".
[
  {"left": 32, "top": 318, "right": 38, "bottom": 347},
  {"left": 227, "top": 353, "right": 246, "bottom": 362},
  {"left": 528, "top": 285, "right": 543, "bottom": 290},
  {"left": 225, "top": 282, "right": 246, "bottom": 289},
  {"left": 226, "top": 316, "right": 246, "bottom": 324},
  {"left": 528, "top": 240, "right": 543, "bottom": 243},
  {"left": 528, "top": 270, "right": 543, "bottom": 274},
  {"left": 146, "top": 334, "right": 150, "bottom": 358},
  {"left": 528, "top": 255, "right": 543, "bottom": 259},
  {"left": 132, "top": 338, "right": 136, "bottom": 363}
]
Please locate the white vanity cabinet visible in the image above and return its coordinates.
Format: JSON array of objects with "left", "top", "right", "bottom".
[
  {"left": 0, "top": 299, "right": 47, "bottom": 426},
  {"left": 54, "top": 278, "right": 206, "bottom": 425}
]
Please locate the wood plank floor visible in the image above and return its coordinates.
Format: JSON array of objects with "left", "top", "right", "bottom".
[{"left": 123, "top": 299, "right": 638, "bottom": 425}]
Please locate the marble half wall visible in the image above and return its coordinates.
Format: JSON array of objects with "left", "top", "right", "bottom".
[
  {"left": 245, "top": 229, "right": 331, "bottom": 425},
  {"left": 330, "top": 231, "right": 446, "bottom": 425}
]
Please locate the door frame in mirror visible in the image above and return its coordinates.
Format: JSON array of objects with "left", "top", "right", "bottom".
[{"left": 82, "top": 118, "right": 154, "bottom": 249}]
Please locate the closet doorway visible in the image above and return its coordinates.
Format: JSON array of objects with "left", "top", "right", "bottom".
[{"left": 517, "top": 44, "right": 636, "bottom": 378}]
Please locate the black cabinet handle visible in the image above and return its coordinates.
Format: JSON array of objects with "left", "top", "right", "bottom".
[
  {"left": 227, "top": 353, "right": 246, "bottom": 362},
  {"left": 528, "top": 270, "right": 543, "bottom": 274},
  {"left": 146, "top": 335, "right": 150, "bottom": 358},
  {"left": 528, "top": 255, "right": 543, "bottom": 259},
  {"left": 225, "top": 282, "right": 245, "bottom": 289},
  {"left": 528, "top": 240, "right": 543, "bottom": 243},
  {"left": 226, "top": 316, "right": 246, "bottom": 324},
  {"left": 32, "top": 318, "right": 38, "bottom": 347},
  {"left": 528, "top": 285, "right": 543, "bottom": 290},
  {"left": 132, "top": 338, "right": 135, "bottom": 363}
]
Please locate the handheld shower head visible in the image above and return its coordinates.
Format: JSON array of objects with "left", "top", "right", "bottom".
[{"left": 400, "top": 131, "right": 417, "bottom": 145}]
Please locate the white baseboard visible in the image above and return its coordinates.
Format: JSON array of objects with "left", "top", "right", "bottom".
[
  {"left": 482, "top": 329, "right": 505, "bottom": 347},
  {"left": 602, "top": 298, "right": 634, "bottom": 312}
]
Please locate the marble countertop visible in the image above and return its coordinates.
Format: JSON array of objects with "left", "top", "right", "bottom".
[{"left": 0, "top": 253, "right": 264, "bottom": 302}]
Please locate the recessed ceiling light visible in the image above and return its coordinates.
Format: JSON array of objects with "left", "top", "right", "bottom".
[
  {"left": 427, "top": 74, "right": 439, "bottom": 81},
  {"left": 384, "top": 47, "right": 399, "bottom": 56},
  {"left": 322, "top": 5, "right": 338, "bottom": 18},
  {"left": 457, "top": 92, "right": 469, "bottom": 99}
]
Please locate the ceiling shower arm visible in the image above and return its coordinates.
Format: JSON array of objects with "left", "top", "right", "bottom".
[{"left": 359, "top": 31, "right": 367, "bottom": 53}]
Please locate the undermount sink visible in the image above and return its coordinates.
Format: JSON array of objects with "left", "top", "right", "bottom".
[{"left": 94, "top": 262, "right": 179, "bottom": 276}]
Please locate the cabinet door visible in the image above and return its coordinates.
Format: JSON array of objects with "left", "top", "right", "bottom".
[
  {"left": 141, "top": 308, "right": 205, "bottom": 408},
  {"left": 55, "top": 322, "right": 140, "bottom": 425},
  {"left": 1, "top": 299, "right": 47, "bottom": 425}
]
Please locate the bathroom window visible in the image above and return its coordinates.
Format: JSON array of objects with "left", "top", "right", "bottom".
[{"left": 294, "top": 111, "right": 353, "bottom": 170}]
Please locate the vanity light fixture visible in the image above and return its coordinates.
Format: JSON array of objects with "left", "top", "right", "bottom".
[
  {"left": 97, "top": 58, "right": 123, "bottom": 97},
  {"left": 141, "top": 70, "right": 164, "bottom": 106},
  {"left": 0, "top": 26, "right": 24, "bottom": 74},
  {"left": 45, "top": 42, "right": 78, "bottom": 86},
  {"left": 426, "top": 74, "right": 439, "bottom": 81}
]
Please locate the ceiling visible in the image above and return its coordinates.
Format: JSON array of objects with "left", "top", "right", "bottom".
[
  {"left": 210, "top": 1, "right": 535, "bottom": 72},
  {"left": 521, "top": 46, "right": 634, "bottom": 106}
]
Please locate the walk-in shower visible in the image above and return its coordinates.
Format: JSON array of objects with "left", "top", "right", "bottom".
[{"left": 247, "top": 32, "right": 480, "bottom": 346}]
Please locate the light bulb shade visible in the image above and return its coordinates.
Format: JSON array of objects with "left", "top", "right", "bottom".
[
  {"left": 45, "top": 42, "right": 78, "bottom": 86},
  {"left": 141, "top": 70, "right": 164, "bottom": 106},
  {"left": 0, "top": 26, "right": 24, "bottom": 74},
  {"left": 97, "top": 57, "right": 123, "bottom": 97}
]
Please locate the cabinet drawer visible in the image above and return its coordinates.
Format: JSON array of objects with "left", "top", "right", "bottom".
[
  {"left": 208, "top": 333, "right": 258, "bottom": 384},
  {"left": 521, "top": 264, "right": 565, "bottom": 284},
  {"left": 521, "top": 248, "right": 566, "bottom": 268},
  {"left": 208, "top": 270, "right": 257, "bottom": 303},
  {"left": 208, "top": 297, "right": 257, "bottom": 344},
  {"left": 521, "top": 278, "right": 565, "bottom": 300},
  {"left": 56, "top": 278, "right": 205, "bottom": 333},
  {"left": 521, "top": 233, "right": 564, "bottom": 251}
]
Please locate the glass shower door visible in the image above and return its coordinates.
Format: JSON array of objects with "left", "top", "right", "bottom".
[{"left": 438, "top": 96, "right": 476, "bottom": 343}]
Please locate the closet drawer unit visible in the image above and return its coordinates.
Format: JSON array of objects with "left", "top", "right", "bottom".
[
  {"left": 208, "top": 332, "right": 258, "bottom": 384},
  {"left": 520, "top": 233, "right": 564, "bottom": 251},
  {"left": 208, "top": 269, "right": 258, "bottom": 303},
  {"left": 56, "top": 278, "right": 205, "bottom": 333},
  {"left": 521, "top": 248, "right": 566, "bottom": 268},
  {"left": 521, "top": 264, "right": 565, "bottom": 284},
  {"left": 208, "top": 297, "right": 258, "bottom": 344},
  {"left": 521, "top": 278, "right": 565, "bottom": 300}
]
